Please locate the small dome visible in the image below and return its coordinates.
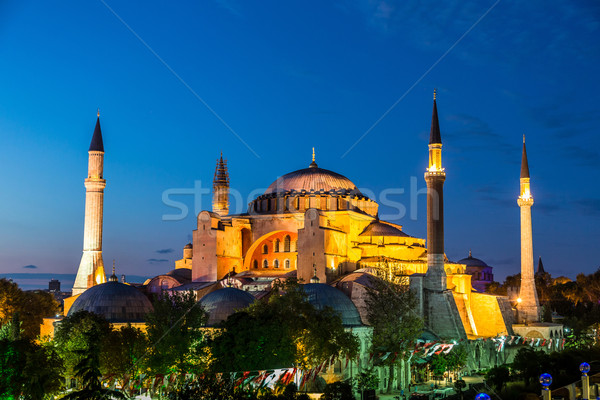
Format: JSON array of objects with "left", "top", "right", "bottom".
[
  {"left": 184, "top": 242, "right": 193, "bottom": 249},
  {"left": 68, "top": 281, "right": 153, "bottom": 323},
  {"left": 359, "top": 219, "right": 409, "bottom": 237},
  {"left": 302, "top": 283, "right": 362, "bottom": 326},
  {"left": 265, "top": 166, "right": 359, "bottom": 195},
  {"left": 458, "top": 251, "right": 489, "bottom": 268},
  {"left": 165, "top": 268, "right": 192, "bottom": 282},
  {"left": 199, "top": 287, "right": 255, "bottom": 327}
]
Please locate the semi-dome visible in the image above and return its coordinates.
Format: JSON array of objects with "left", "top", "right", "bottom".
[
  {"left": 199, "top": 287, "right": 255, "bottom": 327},
  {"left": 302, "top": 283, "right": 362, "bottom": 326},
  {"left": 265, "top": 164, "right": 359, "bottom": 195},
  {"left": 359, "top": 219, "right": 410, "bottom": 237},
  {"left": 458, "top": 251, "right": 489, "bottom": 268},
  {"left": 68, "top": 281, "right": 154, "bottom": 323}
]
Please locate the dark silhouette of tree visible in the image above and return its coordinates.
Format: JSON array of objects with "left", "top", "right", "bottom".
[
  {"left": 365, "top": 277, "right": 423, "bottom": 393},
  {"left": 145, "top": 290, "right": 208, "bottom": 375}
]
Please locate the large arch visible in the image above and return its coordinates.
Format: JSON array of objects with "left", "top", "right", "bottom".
[{"left": 242, "top": 230, "right": 298, "bottom": 272}]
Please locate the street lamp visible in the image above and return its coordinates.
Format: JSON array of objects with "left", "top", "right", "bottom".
[
  {"left": 516, "top": 298, "right": 522, "bottom": 323},
  {"left": 581, "top": 362, "right": 591, "bottom": 400},
  {"left": 540, "top": 373, "right": 552, "bottom": 400}
]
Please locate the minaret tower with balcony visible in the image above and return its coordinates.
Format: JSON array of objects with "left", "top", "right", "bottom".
[
  {"left": 517, "top": 136, "right": 541, "bottom": 323},
  {"left": 72, "top": 111, "right": 107, "bottom": 295},
  {"left": 424, "top": 89, "right": 447, "bottom": 292},
  {"left": 212, "top": 153, "right": 229, "bottom": 216}
]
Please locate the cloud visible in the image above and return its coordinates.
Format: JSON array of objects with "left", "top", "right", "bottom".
[
  {"left": 22, "top": 264, "right": 38, "bottom": 269},
  {"left": 444, "top": 113, "right": 518, "bottom": 156},
  {"left": 562, "top": 146, "right": 600, "bottom": 167},
  {"left": 575, "top": 199, "right": 600, "bottom": 217},
  {"left": 147, "top": 258, "right": 169, "bottom": 264},
  {"left": 156, "top": 248, "right": 174, "bottom": 254}
]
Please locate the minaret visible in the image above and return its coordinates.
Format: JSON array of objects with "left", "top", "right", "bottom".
[
  {"left": 212, "top": 152, "right": 229, "bottom": 216},
  {"left": 517, "top": 136, "right": 540, "bottom": 322},
  {"left": 72, "top": 111, "right": 107, "bottom": 295},
  {"left": 424, "top": 89, "right": 447, "bottom": 292}
]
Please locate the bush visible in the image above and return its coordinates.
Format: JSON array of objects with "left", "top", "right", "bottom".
[{"left": 322, "top": 380, "right": 355, "bottom": 400}]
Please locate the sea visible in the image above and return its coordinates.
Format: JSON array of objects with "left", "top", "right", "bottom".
[{"left": 0, "top": 273, "right": 151, "bottom": 291}]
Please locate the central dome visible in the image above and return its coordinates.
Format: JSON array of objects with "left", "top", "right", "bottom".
[{"left": 265, "top": 163, "right": 359, "bottom": 195}]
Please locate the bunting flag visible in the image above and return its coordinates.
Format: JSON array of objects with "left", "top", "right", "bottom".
[
  {"left": 390, "top": 352, "right": 399, "bottom": 363},
  {"left": 541, "top": 339, "right": 547, "bottom": 346},
  {"left": 380, "top": 352, "right": 392, "bottom": 361},
  {"left": 443, "top": 344, "right": 455, "bottom": 354}
]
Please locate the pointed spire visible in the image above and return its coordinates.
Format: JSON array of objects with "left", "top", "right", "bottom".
[
  {"left": 469, "top": 249, "right": 472, "bottom": 258},
  {"left": 109, "top": 260, "right": 118, "bottom": 282},
  {"left": 309, "top": 147, "right": 318, "bottom": 168},
  {"left": 521, "top": 135, "right": 530, "bottom": 179},
  {"left": 536, "top": 256, "right": 546, "bottom": 275},
  {"left": 429, "top": 89, "right": 442, "bottom": 145},
  {"left": 213, "top": 152, "right": 229, "bottom": 185},
  {"left": 89, "top": 111, "right": 104, "bottom": 152}
]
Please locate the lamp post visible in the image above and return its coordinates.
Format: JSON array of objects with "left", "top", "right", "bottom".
[
  {"left": 581, "top": 362, "right": 591, "bottom": 400},
  {"left": 516, "top": 298, "right": 522, "bottom": 323},
  {"left": 540, "top": 373, "right": 552, "bottom": 400}
]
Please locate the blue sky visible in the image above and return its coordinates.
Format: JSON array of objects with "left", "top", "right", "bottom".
[{"left": 0, "top": 0, "right": 598, "bottom": 286}]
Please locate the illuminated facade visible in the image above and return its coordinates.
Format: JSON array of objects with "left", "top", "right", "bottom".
[
  {"left": 72, "top": 112, "right": 107, "bottom": 295},
  {"left": 191, "top": 93, "right": 513, "bottom": 339}
]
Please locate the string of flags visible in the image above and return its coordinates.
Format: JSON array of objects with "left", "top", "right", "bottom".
[{"left": 99, "top": 336, "right": 568, "bottom": 395}]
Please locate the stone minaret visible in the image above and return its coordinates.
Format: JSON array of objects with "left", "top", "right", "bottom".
[
  {"left": 72, "top": 112, "right": 107, "bottom": 295},
  {"left": 517, "top": 136, "right": 540, "bottom": 323},
  {"left": 212, "top": 153, "right": 229, "bottom": 216},
  {"left": 424, "top": 89, "right": 446, "bottom": 292}
]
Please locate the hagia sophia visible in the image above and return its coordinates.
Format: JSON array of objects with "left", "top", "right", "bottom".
[{"left": 42, "top": 92, "right": 563, "bottom": 387}]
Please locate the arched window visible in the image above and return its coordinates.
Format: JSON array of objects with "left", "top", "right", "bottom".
[
  {"left": 285, "top": 259, "right": 290, "bottom": 269},
  {"left": 253, "top": 260, "right": 258, "bottom": 269},
  {"left": 262, "top": 244, "right": 268, "bottom": 254},
  {"left": 274, "top": 239, "right": 280, "bottom": 253},
  {"left": 263, "top": 259, "right": 268, "bottom": 268},
  {"left": 284, "top": 235, "right": 291, "bottom": 252},
  {"left": 274, "top": 259, "right": 279, "bottom": 268}
]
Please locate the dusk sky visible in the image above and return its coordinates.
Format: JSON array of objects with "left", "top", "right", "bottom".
[{"left": 1, "top": 1, "right": 598, "bottom": 286}]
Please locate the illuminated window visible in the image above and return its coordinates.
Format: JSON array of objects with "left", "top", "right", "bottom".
[
  {"left": 285, "top": 259, "right": 290, "bottom": 269},
  {"left": 262, "top": 244, "right": 268, "bottom": 254},
  {"left": 274, "top": 259, "right": 279, "bottom": 268},
  {"left": 284, "top": 235, "right": 290, "bottom": 252},
  {"left": 253, "top": 260, "right": 258, "bottom": 269},
  {"left": 263, "top": 259, "right": 268, "bottom": 268},
  {"left": 274, "top": 239, "right": 280, "bottom": 253}
]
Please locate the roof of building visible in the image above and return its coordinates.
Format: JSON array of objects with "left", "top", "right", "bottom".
[
  {"left": 68, "top": 281, "right": 153, "bottom": 323},
  {"left": 89, "top": 116, "right": 104, "bottom": 152},
  {"left": 264, "top": 162, "right": 359, "bottom": 195},
  {"left": 165, "top": 268, "right": 192, "bottom": 281},
  {"left": 359, "top": 219, "right": 409, "bottom": 237},
  {"left": 430, "top": 91, "right": 441, "bottom": 145},
  {"left": 521, "top": 139, "right": 530, "bottom": 179},
  {"left": 184, "top": 242, "right": 193, "bottom": 249},
  {"left": 199, "top": 287, "right": 255, "bottom": 327},
  {"left": 536, "top": 256, "right": 546, "bottom": 274},
  {"left": 457, "top": 251, "right": 489, "bottom": 268},
  {"left": 301, "top": 283, "right": 362, "bottom": 327}
]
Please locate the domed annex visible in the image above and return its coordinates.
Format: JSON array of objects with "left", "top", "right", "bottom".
[
  {"left": 302, "top": 283, "right": 362, "bottom": 327},
  {"left": 199, "top": 287, "right": 255, "bottom": 327},
  {"left": 457, "top": 251, "right": 494, "bottom": 292},
  {"left": 68, "top": 281, "right": 154, "bottom": 323}
]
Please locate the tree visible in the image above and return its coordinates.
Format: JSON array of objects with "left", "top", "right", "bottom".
[
  {"left": 60, "top": 317, "right": 126, "bottom": 400},
  {"left": 210, "top": 279, "right": 359, "bottom": 372},
  {"left": 322, "top": 380, "right": 354, "bottom": 400},
  {"left": 0, "top": 335, "right": 63, "bottom": 399},
  {"left": 101, "top": 324, "right": 148, "bottom": 378},
  {"left": 486, "top": 365, "right": 510, "bottom": 392},
  {"left": 53, "top": 310, "right": 112, "bottom": 378},
  {"left": 145, "top": 290, "right": 208, "bottom": 375},
  {"left": 0, "top": 279, "right": 59, "bottom": 340},
  {"left": 365, "top": 277, "right": 423, "bottom": 393}
]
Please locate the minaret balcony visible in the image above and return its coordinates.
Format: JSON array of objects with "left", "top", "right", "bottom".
[
  {"left": 424, "top": 170, "right": 446, "bottom": 179},
  {"left": 517, "top": 197, "right": 534, "bottom": 207}
]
